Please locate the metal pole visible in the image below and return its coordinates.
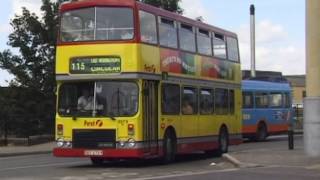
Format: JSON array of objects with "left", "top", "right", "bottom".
[
  {"left": 250, "top": 4, "right": 256, "bottom": 78},
  {"left": 304, "top": 0, "right": 320, "bottom": 157},
  {"left": 288, "top": 106, "right": 295, "bottom": 150}
]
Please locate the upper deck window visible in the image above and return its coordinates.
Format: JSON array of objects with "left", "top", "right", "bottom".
[
  {"left": 60, "top": 7, "right": 134, "bottom": 42},
  {"left": 159, "top": 17, "right": 178, "bottom": 48},
  {"left": 227, "top": 37, "right": 239, "bottom": 62},
  {"left": 197, "top": 29, "right": 212, "bottom": 56},
  {"left": 213, "top": 33, "right": 227, "bottom": 59},
  {"left": 139, "top": 11, "right": 158, "bottom": 44},
  {"left": 179, "top": 23, "right": 196, "bottom": 52}
]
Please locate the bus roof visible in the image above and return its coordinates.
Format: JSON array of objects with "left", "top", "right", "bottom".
[
  {"left": 60, "top": 0, "right": 237, "bottom": 38},
  {"left": 60, "top": 0, "right": 136, "bottom": 13},
  {"left": 136, "top": 1, "right": 237, "bottom": 37},
  {"left": 242, "top": 80, "right": 291, "bottom": 92}
]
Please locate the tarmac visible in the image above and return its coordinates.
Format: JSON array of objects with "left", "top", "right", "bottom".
[{"left": 0, "top": 133, "right": 319, "bottom": 171}]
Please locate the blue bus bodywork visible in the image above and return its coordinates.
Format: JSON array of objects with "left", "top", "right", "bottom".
[{"left": 242, "top": 80, "right": 293, "bottom": 141}]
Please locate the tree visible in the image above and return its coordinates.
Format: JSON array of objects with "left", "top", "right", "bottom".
[
  {"left": 139, "top": 0, "right": 183, "bottom": 14},
  {"left": 0, "top": 0, "right": 60, "bottom": 136}
]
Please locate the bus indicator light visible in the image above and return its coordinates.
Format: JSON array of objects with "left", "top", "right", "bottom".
[
  {"left": 57, "top": 124, "right": 63, "bottom": 135},
  {"left": 161, "top": 123, "right": 165, "bottom": 129},
  {"left": 128, "top": 124, "right": 135, "bottom": 135}
]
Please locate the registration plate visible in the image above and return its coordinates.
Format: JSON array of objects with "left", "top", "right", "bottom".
[{"left": 84, "top": 150, "right": 103, "bottom": 156}]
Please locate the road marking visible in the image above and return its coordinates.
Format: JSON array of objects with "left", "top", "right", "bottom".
[
  {"left": 0, "top": 161, "right": 86, "bottom": 172},
  {"left": 131, "top": 168, "right": 239, "bottom": 180}
]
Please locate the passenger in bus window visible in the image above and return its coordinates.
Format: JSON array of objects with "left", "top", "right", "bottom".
[
  {"left": 77, "top": 89, "right": 94, "bottom": 111},
  {"left": 182, "top": 99, "right": 193, "bottom": 115}
]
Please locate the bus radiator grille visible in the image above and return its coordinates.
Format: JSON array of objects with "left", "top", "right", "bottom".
[{"left": 72, "top": 129, "right": 116, "bottom": 149}]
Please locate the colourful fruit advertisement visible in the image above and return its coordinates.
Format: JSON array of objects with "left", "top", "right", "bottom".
[
  {"left": 160, "top": 49, "right": 195, "bottom": 75},
  {"left": 160, "top": 48, "right": 235, "bottom": 81}
]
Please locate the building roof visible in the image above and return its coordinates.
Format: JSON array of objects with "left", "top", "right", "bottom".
[
  {"left": 242, "top": 70, "right": 288, "bottom": 83},
  {"left": 285, "top": 75, "right": 305, "bottom": 87}
]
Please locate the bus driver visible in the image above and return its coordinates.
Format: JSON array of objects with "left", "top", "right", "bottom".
[{"left": 77, "top": 89, "right": 94, "bottom": 111}]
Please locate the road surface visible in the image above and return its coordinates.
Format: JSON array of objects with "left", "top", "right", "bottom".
[{"left": 0, "top": 135, "right": 319, "bottom": 180}]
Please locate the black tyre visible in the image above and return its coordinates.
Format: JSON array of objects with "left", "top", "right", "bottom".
[
  {"left": 90, "top": 157, "right": 104, "bottom": 165},
  {"left": 162, "top": 130, "right": 176, "bottom": 164},
  {"left": 217, "top": 127, "right": 229, "bottom": 156},
  {"left": 256, "top": 123, "right": 267, "bottom": 141}
]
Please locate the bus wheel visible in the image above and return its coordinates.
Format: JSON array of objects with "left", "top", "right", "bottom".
[
  {"left": 217, "top": 127, "right": 229, "bottom": 156},
  {"left": 256, "top": 123, "right": 267, "bottom": 141},
  {"left": 90, "top": 157, "right": 104, "bottom": 166},
  {"left": 162, "top": 130, "right": 176, "bottom": 164}
]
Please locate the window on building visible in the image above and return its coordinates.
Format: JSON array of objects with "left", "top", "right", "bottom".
[
  {"left": 227, "top": 37, "right": 239, "bottom": 62},
  {"left": 200, "top": 89, "right": 214, "bottom": 115},
  {"left": 159, "top": 17, "right": 178, "bottom": 48},
  {"left": 197, "top": 29, "right": 212, "bottom": 56},
  {"left": 179, "top": 23, "right": 196, "bottom": 52},
  {"left": 162, "top": 84, "right": 180, "bottom": 114},
  {"left": 213, "top": 33, "right": 227, "bottom": 59},
  {"left": 139, "top": 11, "right": 158, "bottom": 44},
  {"left": 182, "top": 87, "right": 198, "bottom": 115}
]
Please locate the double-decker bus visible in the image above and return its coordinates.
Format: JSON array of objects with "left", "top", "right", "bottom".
[
  {"left": 53, "top": 0, "right": 242, "bottom": 164},
  {"left": 242, "top": 80, "right": 292, "bottom": 141}
]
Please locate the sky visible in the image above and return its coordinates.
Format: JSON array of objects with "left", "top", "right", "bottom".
[{"left": 0, "top": 0, "right": 305, "bottom": 86}]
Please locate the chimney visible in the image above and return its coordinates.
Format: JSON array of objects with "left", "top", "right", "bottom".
[{"left": 250, "top": 4, "right": 256, "bottom": 78}]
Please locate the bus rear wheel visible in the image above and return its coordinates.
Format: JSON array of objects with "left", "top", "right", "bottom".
[
  {"left": 217, "top": 127, "right": 229, "bottom": 156},
  {"left": 206, "top": 127, "right": 229, "bottom": 157},
  {"left": 162, "top": 130, "right": 176, "bottom": 164}
]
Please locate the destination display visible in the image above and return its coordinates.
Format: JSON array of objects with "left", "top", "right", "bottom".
[{"left": 70, "top": 57, "right": 121, "bottom": 74}]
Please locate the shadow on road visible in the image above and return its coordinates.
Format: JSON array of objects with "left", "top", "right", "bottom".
[
  {"left": 243, "top": 135, "right": 290, "bottom": 144},
  {"left": 68, "top": 152, "right": 222, "bottom": 169}
]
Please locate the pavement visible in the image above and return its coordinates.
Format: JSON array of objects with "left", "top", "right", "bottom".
[
  {"left": 226, "top": 135, "right": 320, "bottom": 170},
  {"left": 0, "top": 142, "right": 55, "bottom": 157}
]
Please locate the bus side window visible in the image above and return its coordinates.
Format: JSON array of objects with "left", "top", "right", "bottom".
[
  {"left": 243, "top": 92, "right": 253, "bottom": 108},
  {"left": 226, "top": 37, "right": 239, "bottom": 62},
  {"left": 197, "top": 29, "right": 212, "bottom": 56},
  {"left": 269, "top": 93, "right": 283, "bottom": 108},
  {"left": 215, "top": 88, "right": 228, "bottom": 114},
  {"left": 139, "top": 11, "right": 158, "bottom": 44},
  {"left": 162, "top": 84, "right": 180, "bottom": 114},
  {"left": 200, "top": 89, "right": 214, "bottom": 115},
  {"left": 159, "top": 17, "right": 178, "bottom": 48},
  {"left": 229, "top": 89, "right": 235, "bottom": 114},
  {"left": 213, "top": 33, "right": 227, "bottom": 59},
  {"left": 182, "top": 87, "right": 198, "bottom": 115},
  {"left": 255, "top": 92, "right": 269, "bottom": 108},
  {"left": 179, "top": 23, "right": 196, "bottom": 52}
]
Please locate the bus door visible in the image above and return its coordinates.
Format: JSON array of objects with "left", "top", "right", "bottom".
[{"left": 142, "top": 80, "right": 158, "bottom": 154}]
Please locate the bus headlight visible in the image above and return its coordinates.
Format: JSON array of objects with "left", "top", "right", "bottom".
[
  {"left": 57, "top": 138, "right": 64, "bottom": 147},
  {"left": 65, "top": 141, "right": 72, "bottom": 148},
  {"left": 119, "top": 141, "right": 126, "bottom": 147},
  {"left": 128, "top": 138, "right": 136, "bottom": 148}
]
